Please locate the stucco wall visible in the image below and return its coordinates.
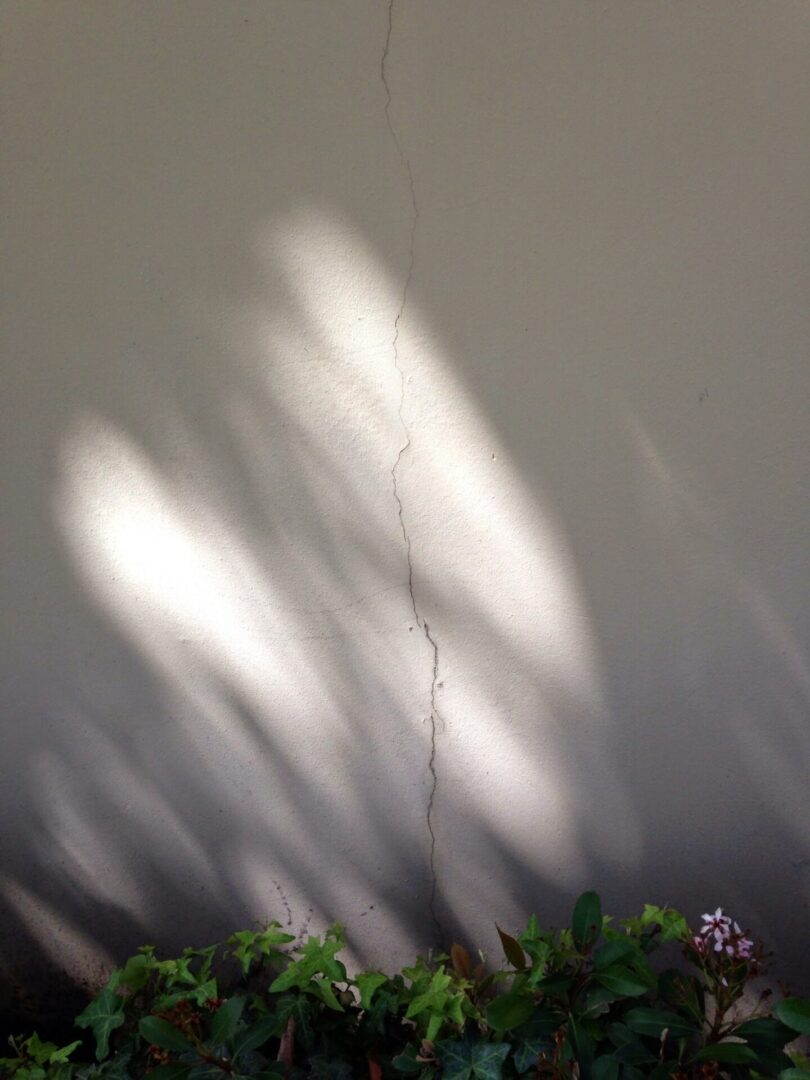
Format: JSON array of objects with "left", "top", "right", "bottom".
[{"left": 2, "top": 0, "right": 810, "bottom": 1015}]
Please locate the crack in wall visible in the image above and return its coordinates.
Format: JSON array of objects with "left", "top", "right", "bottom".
[{"left": 382, "top": 0, "right": 444, "bottom": 946}]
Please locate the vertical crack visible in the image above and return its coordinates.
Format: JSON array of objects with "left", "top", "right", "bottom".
[{"left": 382, "top": 0, "right": 443, "bottom": 946}]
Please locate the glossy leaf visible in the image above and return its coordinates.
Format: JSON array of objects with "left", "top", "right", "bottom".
[
  {"left": 776, "top": 998, "right": 810, "bottom": 1036},
  {"left": 625, "top": 1007, "right": 699, "bottom": 1039},
  {"left": 138, "top": 1016, "right": 195, "bottom": 1053},
  {"left": 572, "top": 891, "right": 602, "bottom": 952},
  {"left": 211, "top": 995, "right": 245, "bottom": 1045},
  {"left": 693, "top": 1043, "right": 759, "bottom": 1064},
  {"left": 485, "top": 991, "right": 534, "bottom": 1032},
  {"left": 496, "top": 925, "right": 527, "bottom": 970}
]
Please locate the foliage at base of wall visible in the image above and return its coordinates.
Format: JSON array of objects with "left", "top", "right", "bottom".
[{"left": 5, "top": 893, "right": 810, "bottom": 1080}]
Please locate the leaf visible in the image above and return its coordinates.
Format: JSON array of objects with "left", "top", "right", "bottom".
[
  {"left": 692, "top": 1043, "right": 759, "bottom": 1065},
  {"left": 438, "top": 1038, "right": 511, "bottom": 1080},
  {"left": 118, "top": 953, "right": 152, "bottom": 993},
  {"left": 485, "top": 991, "right": 535, "bottom": 1032},
  {"left": 776, "top": 999, "right": 810, "bottom": 1036},
  {"left": 572, "top": 891, "right": 602, "bottom": 952},
  {"left": 356, "top": 972, "right": 389, "bottom": 1009},
  {"left": 594, "top": 940, "right": 640, "bottom": 970},
  {"left": 496, "top": 926, "right": 527, "bottom": 970},
  {"left": 138, "top": 1015, "right": 195, "bottom": 1053},
  {"left": 392, "top": 1047, "right": 422, "bottom": 1073},
  {"left": 535, "top": 972, "right": 573, "bottom": 995},
  {"left": 146, "top": 1066, "right": 193, "bottom": 1080},
  {"left": 779, "top": 1070, "right": 810, "bottom": 1079},
  {"left": 451, "top": 944, "right": 473, "bottom": 979},
  {"left": 210, "top": 995, "right": 245, "bottom": 1045},
  {"left": 231, "top": 1015, "right": 278, "bottom": 1059},
  {"left": 595, "top": 966, "right": 651, "bottom": 998},
  {"left": 732, "top": 1017, "right": 795, "bottom": 1048},
  {"left": 75, "top": 988, "right": 126, "bottom": 1060},
  {"left": 269, "top": 934, "right": 347, "bottom": 993},
  {"left": 591, "top": 1056, "right": 620, "bottom": 1080},
  {"left": 625, "top": 1007, "right": 699, "bottom": 1039}
]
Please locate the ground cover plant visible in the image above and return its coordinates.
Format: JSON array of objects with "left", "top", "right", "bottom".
[{"left": 4, "top": 894, "right": 810, "bottom": 1080}]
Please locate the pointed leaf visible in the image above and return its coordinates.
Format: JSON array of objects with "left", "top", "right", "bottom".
[
  {"left": 485, "top": 991, "right": 534, "bottom": 1031},
  {"left": 497, "top": 925, "right": 527, "bottom": 970},
  {"left": 75, "top": 988, "right": 126, "bottom": 1060},
  {"left": 356, "top": 972, "right": 389, "bottom": 1009},
  {"left": 211, "top": 995, "right": 245, "bottom": 1045},
  {"left": 591, "top": 1056, "right": 620, "bottom": 1080},
  {"left": 451, "top": 944, "right": 473, "bottom": 979},
  {"left": 596, "top": 966, "right": 650, "bottom": 998},
  {"left": 625, "top": 1007, "right": 699, "bottom": 1039},
  {"left": 572, "top": 891, "right": 602, "bottom": 951},
  {"left": 471, "top": 1041, "right": 511, "bottom": 1080},
  {"left": 138, "top": 1015, "right": 195, "bottom": 1053},
  {"left": 692, "top": 1043, "right": 759, "bottom": 1065},
  {"left": 232, "top": 1015, "right": 278, "bottom": 1059}
]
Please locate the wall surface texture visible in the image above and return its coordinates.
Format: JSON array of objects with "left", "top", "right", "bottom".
[{"left": 2, "top": 0, "right": 810, "bottom": 1020}]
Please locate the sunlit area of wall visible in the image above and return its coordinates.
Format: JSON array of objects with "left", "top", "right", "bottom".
[{"left": 2, "top": 0, "right": 810, "bottom": 1016}]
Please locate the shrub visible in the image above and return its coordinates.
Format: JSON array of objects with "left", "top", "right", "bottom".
[{"left": 3, "top": 894, "right": 809, "bottom": 1079}]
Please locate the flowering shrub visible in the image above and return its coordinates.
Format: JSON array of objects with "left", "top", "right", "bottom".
[{"left": 3, "top": 895, "right": 810, "bottom": 1080}]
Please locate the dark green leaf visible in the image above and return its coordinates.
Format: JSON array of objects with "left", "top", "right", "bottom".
[
  {"left": 779, "top": 1070, "right": 810, "bottom": 1079},
  {"left": 595, "top": 967, "right": 650, "bottom": 998},
  {"left": 625, "top": 1007, "right": 699, "bottom": 1039},
  {"left": 138, "top": 1016, "right": 195, "bottom": 1053},
  {"left": 613, "top": 1042, "right": 657, "bottom": 1066},
  {"left": 594, "top": 940, "right": 639, "bottom": 970},
  {"left": 438, "top": 1038, "right": 511, "bottom": 1080},
  {"left": 693, "top": 1043, "right": 759, "bottom": 1065},
  {"left": 536, "top": 973, "right": 573, "bottom": 995},
  {"left": 776, "top": 999, "right": 810, "bottom": 1036},
  {"left": 145, "top": 1066, "right": 193, "bottom": 1080},
  {"left": 75, "top": 988, "right": 126, "bottom": 1061},
  {"left": 591, "top": 1056, "right": 620, "bottom": 1080},
  {"left": 210, "top": 995, "right": 245, "bottom": 1045},
  {"left": 392, "top": 1047, "right": 422, "bottom": 1074},
  {"left": 572, "top": 891, "right": 602, "bottom": 952},
  {"left": 567, "top": 1016, "right": 593, "bottom": 1067},
  {"left": 232, "top": 1015, "right": 280, "bottom": 1059},
  {"left": 486, "top": 991, "right": 535, "bottom": 1032},
  {"left": 496, "top": 925, "right": 527, "bottom": 969},
  {"left": 732, "top": 1017, "right": 795, "bottom": 1048}
]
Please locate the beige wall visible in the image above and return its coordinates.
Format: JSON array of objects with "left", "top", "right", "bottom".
[{"left": 2, "top": 0, "right": 810, "bottom": 1012}]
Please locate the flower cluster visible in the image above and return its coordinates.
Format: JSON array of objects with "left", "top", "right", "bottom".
[{"left": 692, "top": 907, "right": 754, "bottom": 961}]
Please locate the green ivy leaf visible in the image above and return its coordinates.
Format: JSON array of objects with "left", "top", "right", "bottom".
[
  {"left": 776, "top": 999, "right": 810, "bottom": 1036},
  {"left": 75, "top": 988, "right": 126, "bottom": 1060},
  {"left": 572, "top": 891, "right": 602, "bottom": 952},
  {"left": 438, "top": 1037, "right": 511, "bottom": 1080},
  {"left": 137, "top": 1016, "right": 195, "bottom": 1053},
  {"left": 269, "top": 932, "right": 347, "bottom": 993},
  {"left": 355, "top": 971, "right": 389, "bottom": 1009},
  {"left": 117, "top": 953, "right": 152, "bottom": 993}
]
